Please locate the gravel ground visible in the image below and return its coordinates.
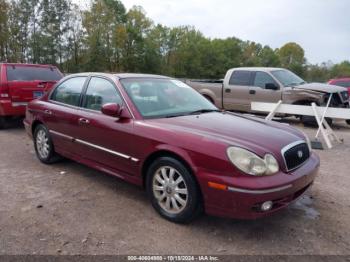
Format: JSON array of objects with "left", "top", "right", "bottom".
[{"left": 0, "top": 119, "right": 349, "bottom": 255}]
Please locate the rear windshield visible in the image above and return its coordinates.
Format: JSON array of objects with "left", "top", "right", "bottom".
[
  {"left": 333, "top": 81, "right": 350, "bottom": 87},
  {"left": 6, "top": 66, "right": 62, "bottom": 81}
]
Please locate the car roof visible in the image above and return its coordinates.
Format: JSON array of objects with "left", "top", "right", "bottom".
[
  {"left": 329, "top": 77, "right": 350, "bottom": 81},
  {"left": 63, "top": 72, "right": 171, "bottom": 79},
  {"left": 233, "top": 67, "right": 286, "bottom": 72},
  {"left": 0, "top": 63, "right": 57, "bottom": 68},
  {"left": 115, "top": 73, "right": 170, "bottom": 79}
]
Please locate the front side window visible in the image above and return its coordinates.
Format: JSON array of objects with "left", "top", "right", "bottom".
[
  {"left": 51, "top": 77, "right": 87, "bottom": 106},
  {"left": 229, "top": 70, "right": 252, "bottom": 86},
  {"left": 253, "top": 72, "right": 278, "bottom": 89},
  {"left": 83, "top": 77, "right": 123, "bottom": 111},
  {"left": 121, "top": 78, "right": 217, "bottom": 118},
  {"left": 6, "top": 66, "right": 62, "bottom": 81}
]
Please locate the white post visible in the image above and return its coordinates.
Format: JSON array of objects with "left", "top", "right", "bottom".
[
  {"left": 311, "top": 103, "right": 332, "bottom": 149},
  {"left": 265, "top": 100, "right": 282, "bottom": 121},
  {"left": 316, "top": 94, "right": 332, "bottom": 139}
]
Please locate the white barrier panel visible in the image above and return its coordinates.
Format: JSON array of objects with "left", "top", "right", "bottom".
[
  {"left": 251, "top": 102, "right": 350, "bottom": 120},
  {"left": 251, "top": 101, "right": 348, "bottom": 149}
]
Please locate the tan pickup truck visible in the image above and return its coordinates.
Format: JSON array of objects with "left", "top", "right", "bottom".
[{"left": 186, "top": 67, "right": 350, "bottom": 124}]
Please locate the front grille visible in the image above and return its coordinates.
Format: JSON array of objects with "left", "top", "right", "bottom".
[
  {"left": 340, "top": 91, "right": 349, "bottom": 102},
  {"left": 282, "top": 142, "right": 310, "bottom": 171}
]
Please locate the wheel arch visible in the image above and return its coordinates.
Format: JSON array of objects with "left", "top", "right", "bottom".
[{"left": 31, "top": 119, "right": 44, "bottom": 135}]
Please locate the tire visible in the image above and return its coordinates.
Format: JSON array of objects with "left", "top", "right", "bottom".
[
  {"left": 0, "top": 117, "right": 5, "bottom": 129},
  {"left": 346, "top": 120, "right": 350, "bottom": 125},
  {"left": 301, "top": 115, "right": 333, "bottom": 127},
  {"left": 146, "top": 157, "right": 202, "bottom": 223},
  {"left": 34, "top": 124, "right": 61, "bottom": 164}
]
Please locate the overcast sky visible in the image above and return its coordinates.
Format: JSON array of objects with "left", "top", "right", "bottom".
[{"left": 77, "top": 0, "right": 350, "bottom": 64}]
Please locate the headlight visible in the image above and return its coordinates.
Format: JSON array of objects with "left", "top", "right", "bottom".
[{"left": 227, "top": 147, "right": 279, "bottom": 176}]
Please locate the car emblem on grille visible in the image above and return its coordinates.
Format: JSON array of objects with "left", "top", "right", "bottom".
[{"left": 297, "top": 150, "right": 303, "bottom": 158}]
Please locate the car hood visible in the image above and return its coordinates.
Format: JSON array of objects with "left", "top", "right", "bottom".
[
  {"left": 147, "top": 112, "right": 304, "bottom": 157},
  {"left": 294, "top": 83, "right": 347, "bottom": 93}
]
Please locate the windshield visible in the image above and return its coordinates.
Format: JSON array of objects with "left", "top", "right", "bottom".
[
  {"left": 121, "top": 78, "right": 218, "bottom": 119},
  {"left": 271, "top": 70, "right": 306, "bottom": 87}
]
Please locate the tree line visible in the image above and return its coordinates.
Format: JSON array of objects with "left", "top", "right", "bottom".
[{"left": 0, "top": 0, "right": 349, "bottom": 82}]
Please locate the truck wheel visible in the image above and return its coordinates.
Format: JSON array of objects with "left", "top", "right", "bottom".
[
  {"left": 34, "top": 124, "right": 61, "bottom": 164},
  {"left": 346, "top": 120, "right": 350, "bottom": 125},
  {"left": 301, "top": 115, "right": 333, "bottom": 127},
  {"left": 146, "top": 157, "right": 202, "bottom": 223}
]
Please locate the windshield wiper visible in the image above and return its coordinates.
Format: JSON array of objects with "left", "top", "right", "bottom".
[
  {"left": 188, "top": 109, "right": 221, "bottom": 115},
  {"left": 164, "top": 109, "right": 220, "bottom": 118}
]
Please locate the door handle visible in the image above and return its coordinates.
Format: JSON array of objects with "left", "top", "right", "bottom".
[
  {"left": 78, "top": 118, "right": 90, "bottom": 125},
  {"left": 225, "top": 88, "right": 231, "bottom": 93},
  {"left": 249, "top": 90, "right": 256, "bottom": 95},
  {"left": 44, "top": 109, "right": 52, "bottom": 115}
]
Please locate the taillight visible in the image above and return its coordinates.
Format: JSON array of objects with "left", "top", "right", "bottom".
[{"left": 0, "top": 83, "right": 9, "bottom": 100}]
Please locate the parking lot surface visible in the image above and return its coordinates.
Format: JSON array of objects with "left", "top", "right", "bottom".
[{"left": 0, "top": 120, "right": 350, "bottom": 255}]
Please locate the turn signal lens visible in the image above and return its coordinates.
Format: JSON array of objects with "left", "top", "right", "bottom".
[{"left": 208, "top": 182, "right": 227, "bottom": 191}]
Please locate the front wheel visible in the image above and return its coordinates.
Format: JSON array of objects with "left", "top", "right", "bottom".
[
  {"left": 146, "top": 157, "right": 202, "bottom": 223},
  {"left": 34, "top": 124, "right": 61, "bottom": 164},
  {"left": 346, "top": 119, "right": 350, "bottom": 125},
  {"left": 301, "top": 115, "right": 333, "bottom": 127}
]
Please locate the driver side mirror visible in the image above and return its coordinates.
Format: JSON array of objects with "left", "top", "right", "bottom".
[
  {"left": 265, "top": 83, "right": 279, "bottom": 90},
  {"left": 101, "top": 103, "right": 123, "bottom": 117}
]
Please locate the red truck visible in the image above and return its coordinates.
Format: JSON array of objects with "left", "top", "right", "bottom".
[
  {"left": 328, "top": 77, "right": 350, "bottom": 96},
  {"left": 0, "top": 63, "right": 63, "bottom": 128}
]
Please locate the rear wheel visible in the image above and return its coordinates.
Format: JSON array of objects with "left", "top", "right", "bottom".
[
  {"left": 146, "top": 157, "right": 202, "bottom": 223},
  {"left": 34, "top": 124, "right": 61, "bottom": 164},
  {"left": 0, "top": 117, "right": 5, "bottom": 129}
]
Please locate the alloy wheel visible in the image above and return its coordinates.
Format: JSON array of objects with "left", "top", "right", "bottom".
[{"left": 152, "top": 166, "right": 188, "bottom": 214}]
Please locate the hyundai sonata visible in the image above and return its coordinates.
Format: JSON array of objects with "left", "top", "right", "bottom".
[{"left": 24, "top": 73, "right": 320, "bottom": 223}]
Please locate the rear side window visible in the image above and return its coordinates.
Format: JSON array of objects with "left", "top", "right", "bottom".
[
  {"left": 51, "top": 77, "right": 87, "bottom": 106},
  {"left": 6, "top": 66, "right": 62, "bottom": 81},
  {"left": 253, "top": 72, "right": 277, "bottom": 88},
  {"left": 229, "top": 70, "right": 252, "bottom": 86},
  {"left": 83, "top": 77, "right": 123, "bottom": 111}
]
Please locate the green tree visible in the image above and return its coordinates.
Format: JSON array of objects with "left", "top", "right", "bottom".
[
  {"left": 277, "top": 42, "right": 306, "bottom": 76},
  {"left": 0, "top": 0, "right": 10, "bottom": 61}
]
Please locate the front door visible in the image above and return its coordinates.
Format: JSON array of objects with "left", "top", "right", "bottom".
[{"left": 72, "top": 76, "right": 137, "bottom": 176}]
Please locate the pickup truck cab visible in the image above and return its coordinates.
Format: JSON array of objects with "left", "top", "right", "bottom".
[
  {"left": 187, "top": 67, "right": 350, "bottom": 124},
  {"left": 0, "top": 63, "right": 63, "bottom": 128}
]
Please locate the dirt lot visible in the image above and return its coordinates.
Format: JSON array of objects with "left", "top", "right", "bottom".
[{"left": 0, "top": 119, "right": 350, "bottom": 255}]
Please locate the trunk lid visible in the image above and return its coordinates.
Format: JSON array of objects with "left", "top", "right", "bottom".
[{"left": 6, "top": 65, "right": 62, "bottom": 102}]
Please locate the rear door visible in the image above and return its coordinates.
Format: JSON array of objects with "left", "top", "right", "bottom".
[
  {"left": 45, "top": 76, "right": 87, "bottom": 154},
  {"left": 249, "top": 71, "right": 282, "bottom": 110},
  {"left": 223, "top": 70, "right": 253, "bottom": 111},
  {"left": 6, "top": 65, "right": 62, "bottom": 104}
]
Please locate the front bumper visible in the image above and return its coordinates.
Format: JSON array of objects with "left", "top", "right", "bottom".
[{"left": 199, "top": 153, "right": 320, "bottom": 219}]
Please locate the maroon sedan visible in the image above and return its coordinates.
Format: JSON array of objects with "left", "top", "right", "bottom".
[{"left": 24, "top": 73, "right": 320, "bottom": 223}]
